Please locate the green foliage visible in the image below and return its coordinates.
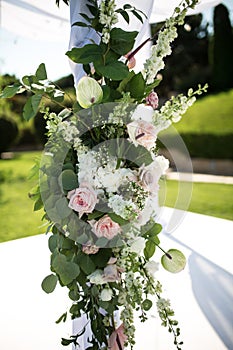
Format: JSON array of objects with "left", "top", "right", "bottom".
[
  {"left": 110, "top": 28, "right": 138, "bottom": 55},
  {"left": 41, "top": 274, "right": 58, "bottom": 293},
  {"left": 51, "top": 253, "right": 80, "bottom": 285}
]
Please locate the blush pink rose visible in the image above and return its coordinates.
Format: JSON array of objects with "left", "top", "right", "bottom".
[
  {"left": 92, "top": 215, "right": 121, "bottom": 240},
  {"left": 67, "top": 183, "right": 98, "bottom": 218},
  {"left": 127, "top": 120, "right": 157, "bottom": 150},
  {"left": 145, "top": 91, "right": 159, "bottom": 109},
  {"left": 108, "top": 324, "right": 127, "bottom": 350}
]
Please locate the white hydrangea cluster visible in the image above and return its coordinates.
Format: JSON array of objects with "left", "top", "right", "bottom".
[
  {"left": 99, "top": 0, "right": 118, "bottom": 44},
  {"left": 77, "top": 150, "right": 100, "bottom": 185},
  {"left": 108, "top": 194, "right": 137, "bottom": 220}
]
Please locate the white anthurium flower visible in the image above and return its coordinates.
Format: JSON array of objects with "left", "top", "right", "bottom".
[
  {"left": 76, "top": 76, "right": 103, "bottom": 108},
  {"left": 88, "top": 269, "right": 106, "bottom": 285}
]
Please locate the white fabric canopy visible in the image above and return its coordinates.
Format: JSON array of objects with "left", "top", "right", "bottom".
[{"left": 1, "top": 0, "right": 222, "bottom": 42}]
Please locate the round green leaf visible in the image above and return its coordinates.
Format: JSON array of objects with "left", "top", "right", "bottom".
[
  {"left": 41, "top": 274, "right": 58, "bottom": 293},
  {"left": 61, "top": 169, "right": 78, "bottom": 190},
  {"left": 142, "top": 299, "right": 153, "bottom": 311},
  {"left": 161, "top": 249, "right": 186, "bottom": 273}
]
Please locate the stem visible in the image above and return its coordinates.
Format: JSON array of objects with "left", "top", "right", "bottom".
[{"left": 156, "top": 244, "right": 172, "bottom": 259}]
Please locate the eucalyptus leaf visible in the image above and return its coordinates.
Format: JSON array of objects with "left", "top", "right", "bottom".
[
  {"left": 52, "top": 254, "right": 80, "bottom": 285},
  {"left": 48, "top": 234, "right": 58, "bottom": 253},
  {"left": 161, "top": 249, "right": 186, "bottom": 273},
  {"left": 55, "top": 197, "right": 72, "bottom": 219},
  {"left": 61, "top": 169, "right": 78, "bottom": 190},
  {"left": 41, "top": 274, "right": 58, "bottom": 293},
  {"left": 76, "top": 253, "right": 96, "bottom": 275}
]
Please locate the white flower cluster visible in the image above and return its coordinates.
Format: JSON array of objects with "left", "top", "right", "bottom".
[
  {"left": 45, "top": 112, "right": 63, "bottom": 136},
  {"left": 143, "top": 20, "right": 178, "bottom": 84},
  {"left": 142, "top": 0, "right": 198, "bottom": 84},
  {"left": 57, "top": 120, "right": 80, "bottom": 143},
  {"left": 108, "top": 99, "right": 131, "bottom": 125},
  {"left": 108, "top": 194, "right": 137, "bottom": 220},
  {"left": 99, "top": 0, "right": 118, "bottom": 44}
]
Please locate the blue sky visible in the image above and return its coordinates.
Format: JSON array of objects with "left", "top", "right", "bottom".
[{"left": 0, "top": 0, "right": 232, "bottom": 82}]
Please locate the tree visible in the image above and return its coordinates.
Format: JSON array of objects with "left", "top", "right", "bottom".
[{"left": 211, "top": 4, "right": 233, "bottom": 91}]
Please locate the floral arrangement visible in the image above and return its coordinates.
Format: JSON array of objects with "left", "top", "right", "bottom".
[{"left": 0, "top": 0, "right": 208, "bottom": 349}]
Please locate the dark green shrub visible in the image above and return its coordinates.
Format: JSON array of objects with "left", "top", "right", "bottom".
[
  {"left": 34, "top": 112, "right": 48, "bottom": 145},
  {"left": 158, "top": 133, "right": 233, "bottom": 159},
  {"left": 17, "top": 127, "right": 38, "bottom": 147},
  {"left": 0, "top": 117, "right": 19, "bottom": 155}
]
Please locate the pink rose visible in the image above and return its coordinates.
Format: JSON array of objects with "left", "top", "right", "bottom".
[
  {"left": 67, "top": 183, "right": 98, "bottom": 218},
  {"left": 108, "top": 324, "right": 127, "bottom": 350},
  {"left": 145, "top": 91, "right": 159, "bottom": 109},
  {"left": 92, "top": 215, "right": 121, "bottom": 240},
  {"left": 82, "top": 243, "right": 99, "bottom": 255},
  {"left": 125, "top": 52, "right": 136, "bottom": 69},
  {"left": 127, "top": 120, "right": 157, "bottom": 150}
]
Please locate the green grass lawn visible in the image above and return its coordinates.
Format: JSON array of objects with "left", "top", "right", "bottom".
[
  {"left": 0, "top": 151, "right": 45, "bottom": 242},
  {"left": 173, "top": 89, "right": 233, "bottom": 135},
  {"left": 160, "top": 179, "right": 233, "bottom": 221},
  {"left": 0, "top": 151, "right": 232, "bottom": 243}
]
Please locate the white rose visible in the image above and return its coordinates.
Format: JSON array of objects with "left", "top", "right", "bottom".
[
  {"left": 100, "top": 288, "right": 113, "bottom": 301},
  {"left": 139, "top": 156, "right": 169, "bottom": 193},
  {"left": 130, "top": 237, "right": 146, "bottom": 254},
  {"left": 127, "top": 120, "right": 157, "bottom": 150},
  {"left": 88, "top": 269, "right": 105, "bottom": 285},
  {"left": 145, "top": 260, "right": 159, "bottom": 275},
  {"left": 131, "top": 104, "right": 154, "bottom": 123}
]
